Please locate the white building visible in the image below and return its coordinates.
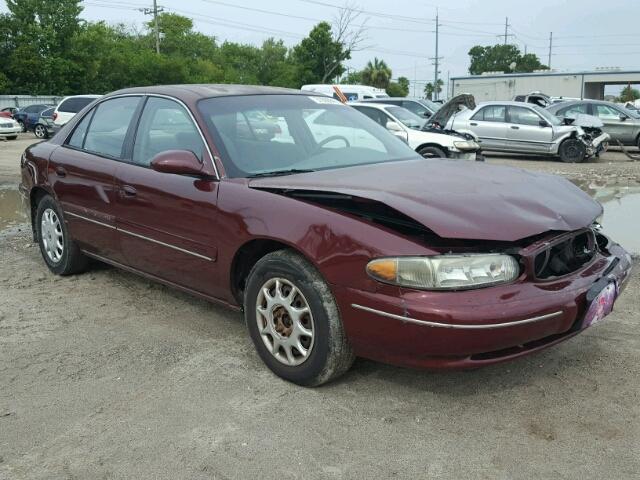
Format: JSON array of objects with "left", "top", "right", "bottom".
[{"left": 450, "top": 69, "right": 640, "bottom": 101}]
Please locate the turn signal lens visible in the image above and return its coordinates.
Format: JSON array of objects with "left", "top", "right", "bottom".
[{"left": 366, "top": 255, "right": 519, "bottom": 290}]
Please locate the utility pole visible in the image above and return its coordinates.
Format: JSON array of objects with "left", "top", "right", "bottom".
[
  {"left": 431, "top": 10, "right": 443, "bottom": 101},
  {"left": 548, "top": 32, "right": 553, "bottom": 68},
  {"left": 504, "top": 17, "right": 509, "bottom": 45},
  {"left": 140, "top": 1, "right": 164, "bottom": 54}
]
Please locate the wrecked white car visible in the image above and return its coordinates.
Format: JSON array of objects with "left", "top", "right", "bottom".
[{"left": 448, "top": 100, "right": 609, "bottom": 163}]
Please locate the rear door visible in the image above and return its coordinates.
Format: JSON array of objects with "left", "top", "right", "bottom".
[
  {"left": 467, "top": 105, "right": 507, "bottom": 150},
  {"left": 49, "top": 96, "right": 143, "bottom": 260},
  {"left": 113, "top": 96, "right": 220, "bottom": 295},
  {"left": 505, "top": 105, "right": 553, "bottom": 153}
]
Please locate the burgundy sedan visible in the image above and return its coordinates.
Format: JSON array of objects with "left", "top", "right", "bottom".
[{"left": 19, "top": 85, "right": 632, "bottom": 386}]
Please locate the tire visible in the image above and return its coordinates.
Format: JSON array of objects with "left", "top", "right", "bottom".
[
  {"left": 244, "top": 250, "right": 354, "bottom": 386},
  {"left": 418, "top": 145, "right": 447, "bottom": 158},
  {"left": 559, "top": 138, "right": 586, "bottom": 163},
  {"left": 35, "top": 195, "right": 89, "bottom": 275},
  {"left": 6, "top": 135, "right": 17, "bottom": 140},
  {"left": 34, "top": 124, "right": 48, "bottom": 139},
  {"left": 17, "top": 120, "right": 26, "bottom": 133}
]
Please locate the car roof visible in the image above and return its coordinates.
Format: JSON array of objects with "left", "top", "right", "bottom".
[
  {"left": 107, "top": 84, "right": 314, "bottom": 101},
  {"left": 350, "top": 102, "right": 393, "bottom": 110},
  {"left": 477, "top": 100, "right": 538, "bottom": 108}
]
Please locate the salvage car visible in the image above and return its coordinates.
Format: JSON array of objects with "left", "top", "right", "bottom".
[
  {"left": 359, "top": 97, "right": 441, "bottom": 119},
  {"left": 19, "top": 85, "right": 632, "bottom": 386},
  {"left": 450, "top": 101, "right": 608, "bottom": 162},
  {"left": 28, "top": 107, "right": 56, "bottom": 139},
  {"left": 0, "top": 106, "right": 18, "bottom": 119},
  {"left": 547, "top": 100, "right": 640, "bottom": 149},
  {"left": 13, "top": 104, "right": 53, "bottom": 132},
  {"left": 0, "top": 117, "right": 22, "bottom": 140},
  {"left": 350, "top": 101, "right": 480, "bottom": 159}
]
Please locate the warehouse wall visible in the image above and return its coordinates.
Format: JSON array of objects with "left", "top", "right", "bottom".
[{"left": 451, "top": 74, "right": 584, "bottom": 101}]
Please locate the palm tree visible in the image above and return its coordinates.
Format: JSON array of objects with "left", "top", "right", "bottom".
[
  {"left": 424, "top": 79, "right": 443, "bottom": 100},
  {"left": 362, "top": 58, "right": 392, "bottom": 89}
]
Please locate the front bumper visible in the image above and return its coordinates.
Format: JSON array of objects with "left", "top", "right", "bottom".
[
  {"left": 586, "top": 132, "right": 610, "bottom": 157},
  {"left": 0, "top": 126, "right": 22, "bottom": 136},
  {"left": 335, "top": 242, "right": 632, "bottom": 369},
  {"left": 448, "top": 151, "right": 478, "bottom": 161}
]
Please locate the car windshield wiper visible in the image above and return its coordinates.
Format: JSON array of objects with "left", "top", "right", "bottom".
[{"left": 248, "top": 169, "right": 316, "bottom": 178}]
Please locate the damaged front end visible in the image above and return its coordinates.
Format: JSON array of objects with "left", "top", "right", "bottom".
[{"left": 563, "top": 113, "right": 610, "bottom": 158}]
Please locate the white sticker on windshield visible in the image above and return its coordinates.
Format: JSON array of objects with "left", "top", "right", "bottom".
[{"left": 307, "top": 96, "right": 344, "bottom": 105}]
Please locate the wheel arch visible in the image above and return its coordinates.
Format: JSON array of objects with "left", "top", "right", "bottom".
[
  {"left": 229, "top": 238, "right": 318, "bottom": 306},
  {"left": 29, "top": 186, "right": 54, "bottom": 240},
  {"left": 416, "top": 142, "right": 449, "bottom": 157}
]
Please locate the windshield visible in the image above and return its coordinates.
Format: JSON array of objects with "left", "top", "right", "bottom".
[
  {"left": 198, "top": 95, "right": 418, "bottom": 178},
  {"left": 533, "top": 105, "right": 562, "bottom": 126},
  {"left": 387, "top": 106, "right": 426, "bottom": 130},
  {"left": 418, "top": 99, "right": 441, "bottom": 112}
]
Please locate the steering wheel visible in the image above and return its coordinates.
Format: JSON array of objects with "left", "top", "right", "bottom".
[{"left": 316, "top": 135, "right": 350, "bottom": 149}]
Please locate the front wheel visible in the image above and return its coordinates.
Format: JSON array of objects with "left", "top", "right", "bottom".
[
  {"left": 35, "top": 195, "right": 89, "bottom": 275},
  {"left": 17, "top": 120, "right": 26, "bottom": 132},
  {"left": 559, "top": 138, "right": 586, "bottom": 163},
  {"left": 244, "top": 250, "right": 354, "bottom": 386},
  {"left": 418, "top": 145, "right": 447, "bottom": 158}
]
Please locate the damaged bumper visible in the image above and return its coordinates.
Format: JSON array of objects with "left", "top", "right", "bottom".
[
  {"left": 585, "top": 132, "right": 610, "bottom": 157},
  {"left": 336, "top": 238, "right": 632, "bottom": 370}
]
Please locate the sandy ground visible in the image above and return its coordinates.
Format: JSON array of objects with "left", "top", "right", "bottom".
[{"left": 1, "top": 134, "right": 639, "bottom": 479}]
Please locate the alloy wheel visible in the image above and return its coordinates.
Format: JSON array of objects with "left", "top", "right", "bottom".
[
  {"left": 256, "top": 277, "right": 315, "bottom": 366},
  {"left": 41, "top": 208, "right": 64, "bottom": 263},
  {"left": 34, "top": 124, "right": 46, "bottom": 138}
]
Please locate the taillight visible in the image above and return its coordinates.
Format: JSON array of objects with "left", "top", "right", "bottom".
[{"left": 52, "top": 112, "right": 57, "bottom": 121}]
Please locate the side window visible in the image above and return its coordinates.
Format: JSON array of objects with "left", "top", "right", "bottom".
[
  {"left": 559, "top": 104, "right": 588, "bottom": 116},
  {"left": 67, "top": 111, "right": 94, "bottom": 149},
  {"left": 509, "top": 106, "right": 541, "bottom": 126},
  {"left": 402, "top": 101, "right": 428, "bottom": 117},
  {"left": 472, "top": 105, "right": 505, "bottom": 122},
  {"left": 59, "top": 97, "right": 95, "bottom": 113},
  {"left": 133, "top": 97, "right": 205, "bottom": 166},
  {"left": 354, "top": 107, "right": 387, "bottom": 127},
  {"left": 594, "top": 104, "right": 621, "bottom": 120},
  {"left": 83, "top": 97, "right": 141, "bottom": 159}
]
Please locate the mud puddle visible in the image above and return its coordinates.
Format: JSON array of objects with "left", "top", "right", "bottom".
[
  {"left": 574, "top": 180, "right": 640, "bottom": 254},
  {"left": 0, "top": 187, "right": 27, "bottom": 231}
]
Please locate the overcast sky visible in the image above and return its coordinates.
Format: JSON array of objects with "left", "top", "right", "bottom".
[{"left": 2, "top": 0, "right": 639, "bottom": 93}]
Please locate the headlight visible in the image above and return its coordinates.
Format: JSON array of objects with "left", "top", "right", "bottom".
[
  {"left": 366, "top": 254, "right": 520, "bottom": 290},
  {"left": 453, "top": 140, "right": 478, "bottom": 150}
]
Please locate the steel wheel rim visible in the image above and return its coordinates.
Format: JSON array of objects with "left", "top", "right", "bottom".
[
  {"left": 35, "top": 125, "right": 45, "bottom": 137},
  {"left": 564, "top": 142, "right": 581, "bottom": 161},
  {"left": 41, "top": 208, "right": 64, "bottom": 263},
  {"left": 256, "top": 277, "right": 315, "bottom": 366}
]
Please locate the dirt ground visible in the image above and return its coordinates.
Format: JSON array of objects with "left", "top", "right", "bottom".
[{"left": 1, "top": 134, "right": 639, "bottom": 480}]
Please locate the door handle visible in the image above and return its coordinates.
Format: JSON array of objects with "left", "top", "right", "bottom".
[
  {"left": 470, "top": 122, "right": 478, "bottom": 126},
  {"left": 120, "top": 185, "right": 137, "bottom": 197},
  {"left": 55, "top": 166, "right": 66, "bottom": 177},
  {"left": 510, "top": 125, "right": 520, "bottom": 129}
]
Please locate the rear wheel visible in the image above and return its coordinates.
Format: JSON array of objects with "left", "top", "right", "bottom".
[
  {"left": 34, "top": 124, "right": 48, "bottom": 139},
  {"left": 244, "top": 250, "right": 354, "bottom": 386},
  {"left": 418, "top": 145, "right": 447, "bottom": 159},
  {"left": 35, "top": 195, "right": 89, "bottom": 275},
  {"left": 559, "top": 138, "right": 586, "bottom": 163}
]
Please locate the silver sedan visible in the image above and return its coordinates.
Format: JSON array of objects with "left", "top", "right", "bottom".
[{"left": 449, "top": 101, "right": 608, "bottom": 162}]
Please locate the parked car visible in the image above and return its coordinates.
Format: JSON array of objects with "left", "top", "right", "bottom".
[
  {"left": 359, "top": 97, "right": 441, "bottom": 119},
  {"left": 52, "top": 95, "right": 101, "bottom": 126},
  {"left": 29, "top": 107, "right": 56, "bottom": 139},
  {"left": 301, "top": 84, "right": 388, "bottom": 101},
  {"left": 547, "top": 100, "right": 640, "bottom": 149},
  {"left": 513, "top": 91, "right": 552, "bottom": 108},
  {"left": 13, "top": 104, "right": 53, "bottom": 132},
  {"left": 20, "top": 85, "right": 632, "bottom": 386},
  {"left": 449, "top": 101, "right": 608, "bottom": 162},
  {"left": 0, "top": 117, "right": 21, "bottom": 140},
  {"left": 350, "top": 101, "right": 480, "bottom": 159},
  {"left": 0, "top": 106, "right": 18, "bottom": 118}
]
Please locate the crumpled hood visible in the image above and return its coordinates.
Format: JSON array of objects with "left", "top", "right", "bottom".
[
  {"left": 249, "top": 159, "right": 602, "bottom": 242},
  {"left": 427, "top": 93, "right": 476, "bottom": 128}
]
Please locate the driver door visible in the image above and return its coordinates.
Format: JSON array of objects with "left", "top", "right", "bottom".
[{"left": 592, "top": 103, "right": 633, "bottom": 143}]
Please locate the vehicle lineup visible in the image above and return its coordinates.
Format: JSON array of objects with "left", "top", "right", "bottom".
[{"left": 19, "top": 84, "right": 632, "bottom": 386}]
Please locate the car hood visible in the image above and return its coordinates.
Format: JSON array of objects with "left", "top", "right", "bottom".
[
  {"left": 248, "top": 158, "right": 602, "bottom": 242},
  {"left": 427, "top": 93, "right": 476, "bottom": 128}
]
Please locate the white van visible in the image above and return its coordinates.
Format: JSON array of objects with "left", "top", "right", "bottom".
[
  {"left": 301, "top": 84, "right": 389, "bottom": 102},
  {"left": 53, "top": 95, "right": 102, "bottom": 126}
]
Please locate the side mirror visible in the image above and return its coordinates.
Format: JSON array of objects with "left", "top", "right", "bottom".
[
  {"left": 150, "top": 150, "right": 204, "bottom": 176},
  {"left": 619, "top": 115, "right": 628, "bottom": 121},
  {"left": 386, "top": 120, "right": 404, "bottom": 132},
  {"left": 539, "top": 119, "right": 550, "bottom": 127},
  {"left": 422, "top": 111, "right": 432, "bottom": 118}
]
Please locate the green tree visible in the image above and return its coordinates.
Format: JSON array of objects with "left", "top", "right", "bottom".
[
  {"left": 468, "top": 44, "right": 547, "bottom": 75},
  {"left": 424, "top": 79, "right": 443, "bottom": 100},
  {"left": 619, "top": 85, "right": 640, "bottom": 102},
  {"left": 256, "top": 38, "right": 297, "bottom": 87},
  {"left": 292, "top": 22, "right": 350, "bottom": 85},
  {"left": 386, "top": 77, "right": 410, "bottom": 97},
  {"left": 361, "top": 58, "right": 392, "bottom": 89}
]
